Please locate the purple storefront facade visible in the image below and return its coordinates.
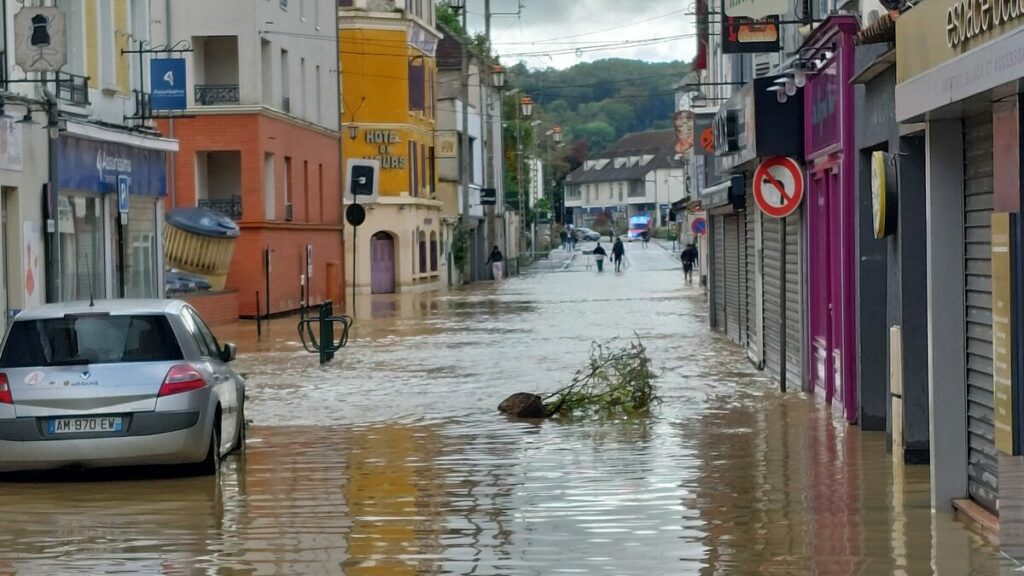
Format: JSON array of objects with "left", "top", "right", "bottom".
[{"left": 803, "top": 16, "right": 859, "bottom": 423}]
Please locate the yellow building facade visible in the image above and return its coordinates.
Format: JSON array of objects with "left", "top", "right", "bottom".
[{"left": 339, "top": 5, "right": 445, "bottom": 296}]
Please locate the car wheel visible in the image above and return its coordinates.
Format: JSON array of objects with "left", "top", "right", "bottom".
[{"left": 190, "top": 425, "right": 220, "bottom": 477}]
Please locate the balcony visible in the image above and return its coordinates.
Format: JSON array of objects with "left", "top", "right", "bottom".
[
  {"left": 56, "top": 72, "right": 90, "bottom": 105},
  {"left": 199, "top": 196, "right": 243, "bottom": 221},
  {"left": 195, "top": 84, "right": 240, "bottom": 106}
]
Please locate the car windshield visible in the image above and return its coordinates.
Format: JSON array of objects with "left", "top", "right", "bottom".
[{"left": 0, "top": 314, "right": 184, "bottom": 368}]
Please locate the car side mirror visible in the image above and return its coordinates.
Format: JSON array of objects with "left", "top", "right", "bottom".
[{"left": 221, "top": 342, "right": 237, "bottom": 363}]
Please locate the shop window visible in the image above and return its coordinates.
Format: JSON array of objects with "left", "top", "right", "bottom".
[
  {"left": 59, "top": 194, "right": 106, "bottom": 302},
  {"left": 126, "top": 196, "right": 158, "bottom": 298},
  {"left": 430, "top": 232, "right": 438, "bottom": 272}
]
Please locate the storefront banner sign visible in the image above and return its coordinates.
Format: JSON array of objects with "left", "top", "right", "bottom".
[
  {"left": 408, "top": 23, "right": 438, "bottom": 57},
  {"left": 694, "top": 114, "right": 716, "bottom": 157},
  {"left": 721, "top": 3, "right": 780, "bottom": 54},
  {"left": 674, "top": 110, "right": 694, "bottom": 155},
  {"left": 436, "top": 133, "right": 457, "bottom": 159},
  {"left": 57, "top": 136, "right": 167, "bottom": 196},
  {"left": 0, "top": 117, "right": 24, "bottom": 172},
  {"left": 22, "top": 221, "right": 41, "bottom": 307},
  {"left": 808, "top": 62, "right": 841, "bottom": 154},
  {"left": 149, "top": 58, "right": 187, "bottom": 111},
  {"left": 724, "top": 0, "right": 789, "bottom": 19}
]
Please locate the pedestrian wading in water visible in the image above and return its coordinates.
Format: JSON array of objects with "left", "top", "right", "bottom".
[
  {"left": 486, "top": 245, "right": 504, "bottom": 281},
  {"left": 612, "top": 237, "right": 625, "bottom": 272},
  {"left": 680, "top": 243, "right": 698, "bottom": 285},
  {"left": 593, "top": 242, "right": 607, "bottom": 272}
]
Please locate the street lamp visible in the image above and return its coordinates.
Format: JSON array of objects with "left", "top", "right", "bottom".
[
  {"left": 492, "top": 65, "right": 506, "bottom": 90},
  {"left": 552, "top": 125, "right": 562, "bottom": 143},
  {"left": 520, "top": 96, "right": 533, "bottom": 118},
  {"left": 446, "top": 0, "right": 466, "bottom": 14}
]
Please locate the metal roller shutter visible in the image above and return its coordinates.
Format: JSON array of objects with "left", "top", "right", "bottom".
[
  {"left": 738, "top": 211, "right": 748, "bottom": 347},
  {"left": 963, "top": 112, "right": 997, "bottom": 512},
  {"left": 763, "top": 215, "right": 783, "bottom": 378},
  {"left": 725, "top": 215, "right": 741, "bottom": 343},
  {"left": 746, "top": 203, "right": 760, "bottom": 363},
  {"left": 713, "top": 215, "right": 726, "bottom": 331},
  {"left": 785, "top": 210, "right": 803, "bottom": 390}
]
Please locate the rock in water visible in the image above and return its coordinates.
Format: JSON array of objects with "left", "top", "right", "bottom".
[{"left": 498, "top": 393, "right": 547, "bottom": 418}]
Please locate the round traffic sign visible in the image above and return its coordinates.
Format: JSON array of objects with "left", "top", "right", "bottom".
[
  {"left": 691, "top": 217, "right": 707, "bottom": 237},
  {"left": 345, "top": 203, "right": 366, "bottom": 227},
  {"left": 753, "top": 156, "right": 805, "bottom": 219}
]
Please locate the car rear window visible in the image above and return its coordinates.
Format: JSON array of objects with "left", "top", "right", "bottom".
[{"left": 0, "top": 314, "right": 184, "bottom": 368}]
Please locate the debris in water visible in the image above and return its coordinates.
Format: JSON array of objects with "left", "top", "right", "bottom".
[{"left": 498, "top": 336, "right": 660, "bottom": 418}]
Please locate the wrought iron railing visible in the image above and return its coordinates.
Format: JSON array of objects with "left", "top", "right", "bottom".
[
  {"left": 194, "top": 84, "right": 240, "bottom": 105},
  {"left": 56, "top": 72, "right": 90, "bottom": 105},
  {"left": 198, "top": 196, "right": 243, "bottom": 221}
]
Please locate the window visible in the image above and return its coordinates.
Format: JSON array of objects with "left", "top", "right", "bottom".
[
  {"left": 284, "top": 157, "right": 293, "bottom": 205},
  {"left": 303, "top": 160, "right": 310, "bottom": 222},
  {"left": 315, "top": 65, "right": 322, "bottom": 123},
  {"left": 56, "top": 0, "right": 85, "bottom": 75},
  {"left": 410, "top": 144, "right": 419, "bottom": 197},
  {"left": 185, "top": 308, "right": 222, "bottom": 359},
  {"left": 300, "top": 57, "right": 307, "bottom": 118},
  {"left": 420, "top": 143, "right": 427, "bottom": 193},
  {"left": 418, "top": 231, "right": 427, "bottom": 274},
  {"left": 430, "top": 232, "right": 438, "bottom": 272},
  {"left": 280, "top": 0, "right": 289, "bottom": 9},
  {"left": 264, "top": 153, "right": 276, "bottom": 220},
  {"left": 408, "top": 59, "right": 425, "bottom": 111},
  {"left": 0, "top": 315, "right": 183, "bottom": 368},
  {"left": 280, "top": 49, "right": 290, "bottom": 111},
  {"left": 99, "top": 0, "right": 116, "bottom": 88},
  {"left": 428, "top": 146, "right": 436, "bottom": 197}
]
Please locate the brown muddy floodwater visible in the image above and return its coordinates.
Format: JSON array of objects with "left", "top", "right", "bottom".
[{"left": 0, "top": 248, "right": 1013, "bottom": 574}]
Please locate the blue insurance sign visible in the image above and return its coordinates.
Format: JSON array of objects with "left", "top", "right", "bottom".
[{"left": 150, "top": 58, "right": 187, "bottom": 110}]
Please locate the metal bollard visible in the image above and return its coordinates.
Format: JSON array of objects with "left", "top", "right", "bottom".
[{"left": 319, "top": 301, "right": 334, "bottom": 364}]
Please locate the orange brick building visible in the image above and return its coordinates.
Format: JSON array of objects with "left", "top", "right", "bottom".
[
  {"left": 163, "top": 113, "right": 343, "bottom": 317},
  {"left": 163, "top": 0, "right": 343, "bottom": 318}
]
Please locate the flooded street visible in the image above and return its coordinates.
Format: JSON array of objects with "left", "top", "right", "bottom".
[{"left": 0, "top": 243, "right": 1012, "bottom": 574}]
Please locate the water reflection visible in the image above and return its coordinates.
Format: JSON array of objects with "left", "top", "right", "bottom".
[{"left": 0, "top": 259, "right": 1012, "bottom": 574}]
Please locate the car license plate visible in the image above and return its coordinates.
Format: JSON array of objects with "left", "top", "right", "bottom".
[{"left": 47, "top": 417, "right": 123, "bottom": 435}]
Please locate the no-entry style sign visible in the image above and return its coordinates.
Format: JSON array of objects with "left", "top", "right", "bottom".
[
  {"left": 691, "top": 217, "right": 707, "bottom": 236},
  {"left": 753, "top": 156, "right": 805, "bottom": 219}
]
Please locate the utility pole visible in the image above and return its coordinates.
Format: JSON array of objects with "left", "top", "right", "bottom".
[
  {"left": 483, "top": 0, "right": 496, "bottom": 263},
  {"left": 460, "top": 8, "right": 473, "bottom": 282}
]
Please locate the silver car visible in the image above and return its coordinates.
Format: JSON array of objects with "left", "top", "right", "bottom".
[{"left": 0, "top": 299, "right": 245, "bottom": 474}]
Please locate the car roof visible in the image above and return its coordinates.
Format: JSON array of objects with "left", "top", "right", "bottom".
[{"left": 13, "top": 299, "right": 188, "bottom": 321}]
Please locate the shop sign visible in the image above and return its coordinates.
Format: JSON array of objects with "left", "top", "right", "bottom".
[
  {"left": 807, "top": 62, "right": 840, "bottom": 153},
  {"left": 150, "top": 58, "right": 187, "bottom": 111},
  {"left": 724, "top": 0, "right": 789, "bottom": 19},
  {"left": 0, "top": 117, "right": 24, "bottom": 172},
  {"left": 946, "top": 0, "right": 1024, "bottom": 49},
  {"left": 721, "top": 3, "right": 780, "bottom": 55},
  {"left": 436, "top": 133, "right": 458, "bottom": 159},
  {"left": 57, "top": 136, "right": 167, "bottom": 196},
  {"left": 674, "top": 110, "right": 694, "bottom": 155},
  {"left": 897, "top": 0, "right": 1024, "bottom": 83},
  {"left": 363, "top": 130, "right": 407, "bottom": 170},
  {"left": 695, "top": 114, "right": 716, "bottom": 157},
  {"left": 408, "top": 23, "right": 438, "bottom": 57}
]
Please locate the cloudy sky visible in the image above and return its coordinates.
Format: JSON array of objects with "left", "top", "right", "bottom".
[{"left": 466, "top": 1, "right": 698, "bottom": 70}]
